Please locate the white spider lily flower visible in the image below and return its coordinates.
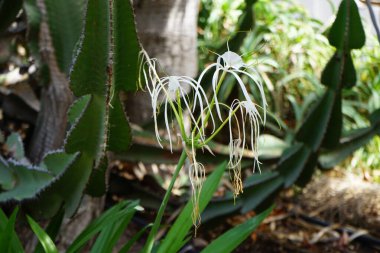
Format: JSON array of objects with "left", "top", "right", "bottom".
[
  {"left": 151, "top": 76, "right": 213, "bottom": 152},
  {"left": 186, "top": 137, "right": 206, "bottom": 234},
  {"left": 198, "top": 50, "right": 267, "bottom": 123},
  {"left": 138, "top": 49, "right": 160, "bottom": 95},
  {"left": 228, "top": 139, "right": 244, "bottom": 201},
  {"left": 189, "top": 160, "right": 205, "bottom": 232},
  {"left": 139, "top": 49, "right": 215, "bottom": 152},
  {"left": 227, "top": 99, "right": 263, "bottom": 198}
]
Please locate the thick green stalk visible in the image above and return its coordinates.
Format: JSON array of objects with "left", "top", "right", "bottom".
[{"left": 141, "top": 150, "right": 188, "bottom": 253}]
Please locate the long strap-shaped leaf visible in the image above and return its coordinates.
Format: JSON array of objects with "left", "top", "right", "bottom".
[
  {"left": 157, "top": 161, "right": 227, "bottom": 253},
  {"left": 201, "top": 205, "right": 273, "bottom": 253},
  {"left": 27, "top": 216, "right": 58, "bottom": 253},
  {"left": 0, "top": 208, "right": 24, "bottom": 253}
]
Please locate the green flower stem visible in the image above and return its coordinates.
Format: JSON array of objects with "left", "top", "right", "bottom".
[
  {"left": 192, "top": 71, "right": 227, "bottom": 139},
  {"left": 166, "top": 91, "right": 187, "bottom": 139},
  {"left": 202, "top": 104, "right": 241, "bottom": 146},
  {"left": 141, "top": 150, "right": 188, "bottom": 253},
  {"left": 177, "top": 90, "right": 186, "bottom": 136}
]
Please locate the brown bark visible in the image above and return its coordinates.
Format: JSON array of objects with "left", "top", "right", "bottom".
[
  {"left": 127, "top": 0, "right": 199, "bottom": 124},
  {"left": 27, "top": 0, "right": 73, "bottom": 163}
]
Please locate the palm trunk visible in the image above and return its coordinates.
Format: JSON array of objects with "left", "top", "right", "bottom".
[{"left": 127, "top": 0, "right": 199, "bottom": 124}]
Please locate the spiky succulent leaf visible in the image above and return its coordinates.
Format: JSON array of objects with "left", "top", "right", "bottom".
[
  {"left": 0, "top": 152, "right": 77, "bottom": 202},
  {"left": 5, "top": 133, "right": 25, "bottom": 161},
  {"left": 328, "top": 0, "right": 365, "bottom": 50},
  {"left": 69, "top": 0, "right": 109, "bottom": 97},
  {"left": 0, "top": 157, "right": 15, "bottom": 191},
  {"left": 44, "top": 0, "right": 85, "bottom": 74},
  {"left": 107, "top": 0, "right": 139, "bottom": 153},
  {"left": 65, "top": 95, "right": 106, "bottom": 159},
  {"left": 296, "top": 90, "right": 336, "bottom": 151}
]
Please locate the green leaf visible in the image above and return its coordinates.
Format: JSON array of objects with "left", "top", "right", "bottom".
[
  {"left": 0, "top": 157, "right": 15, "bottom": 191},
  {"left": 278, "top": 145, "right": 312, "bottom": 187},
  {"left": 41, "top": 151, "right": 79, "bottom": 175},
  {"left": 321, "top": 52, "right": 342, "bottom": 89},
  {"left": 27, "top": 216, "right": 58, "bottom": 253},
  {"left": 112, "top": 0, "right": 139, "bottom": 92},
  {"left": 296, "top": 90, "right": 336, "bottom": 151},
  {"left": 241, "top": 175, "right": 283, "bottom": 213},
  {"left": 67, "top": 200, "right": 139, "bottom": 253},
  {"left": 26, "top": 152, "right": 91, "bottom": 218},
  {"left": 16, "top": 152, "right": 81, "bottom": 217},
  {"left": 44, "top": 0, "right": 85, "bottom": 73},
  {"left": 5, "top": 133, "right": 25, "bottom": 161},
  {"left": 328, "top": 0, "right": 365, "bottom": 49},
  {"left": 118, "top": 224, "right": 151, "bottom": 253},
  {"left": 201, "top": 198, "right": 241, "bottom": 222},
  {"left": 106, "top": 0, "right": 139, "bottom": 153},
  {"left": 23, "top": 0, "right": 41, "bottom": 62},
  {"left": 201, "top": 205, "right": 273, "bottom": 253},
  {"left": 69, "top": 0, "right": 109, "bottom": 97},
  {"left": 322, "top": 93, "right": 342, "bottom": 149},
  {"left": 244, "top": 171, "right": 280, "bottom": 188},
  {"left": 107, "top": 96, "right": 132, "bottom": 153},
  {"left": 258, "top": 135, "right": 289, "bottom": 159},
  {"left": 370, "top": 108, "right": 380, "bottom": 125},
  {"left": 49, "top": 154, "right": 93, "bottom": 216},
  {"left": 85, "top": 156, "right": 107, "bottom": 197},
  {"left": 0, "top": 0, "right": 23, "bottom": 34},
  {"left": 341, "top": 52, "right": 356, "bottom": 88},
  {"left": 65, "top": 95, "right": 106, "bottom": 160},
  {"left": 0, "top": 161, "right": 66, "bottom": 202},
  {"left": 63, "top": 99, "right": 106, "bottom": 212},
  {"left": 202, "top": 172, "right": 280, "bottom": 222},
  {"left": 319, "top": 124, "right": 380, "bottom": 169},
  {"left": 295, "top": 153, "right": 318, "bottom": 187},
  {"left": 157, "top": 162, "right": 227, "bottom": 253},
  {"left": 34, "top": 209, "right": 64, "bottom": 253},
  {"left": 90, "top": 203, "right": 138, "bottom": 253},
  {"left": 0, "top": 208, "right": 24, "bottom": 253},
  {"left": 225, "top": 0, "right": 257, "bottom": 52},
  {"left": 67, "top": 95, "right": 91, "bottom": 125}
]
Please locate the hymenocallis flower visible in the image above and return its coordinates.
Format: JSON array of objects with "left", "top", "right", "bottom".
[
  {"left": 187, "top": 136, "right": 205, "bottom": 235},
  {"left": 139, "top": 49, "right": 214, "bottom": 152},
  {"left": 196, "top": 48, "right": 267, "bottom": 200},
  {"left": 139, "top": 46, "right": 267, "bottom": 232},
  {"left": 198, "top": 49, "right": 267, "bottom": 123},
  {"left": 151, "top": 75, "right": 213, "bottom": 152},
  {"left": 227, "top": 99, "right": 263, "bottom": 199}
]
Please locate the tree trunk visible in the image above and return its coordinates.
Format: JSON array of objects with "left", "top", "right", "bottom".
[{"left": 127, "top": 0, "right": 199, "bottom": 124}]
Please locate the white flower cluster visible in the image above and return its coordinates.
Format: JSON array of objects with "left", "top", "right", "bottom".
[{"left": 139, "top": 47, "right": 267, "bottom": 224}]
